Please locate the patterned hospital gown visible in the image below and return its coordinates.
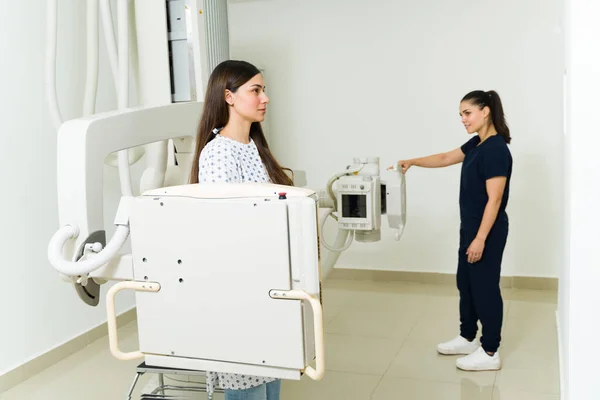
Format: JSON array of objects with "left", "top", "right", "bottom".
[{"left": 197, "top": 133, "right": 278, "bottom": 398}]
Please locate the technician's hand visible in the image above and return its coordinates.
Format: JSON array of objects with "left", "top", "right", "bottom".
[
  {"left": 387, "top": 160, "right": 413, "bottom": 174},
  {"left": 466, "top": 237, "right": 485, "bottom": 263}
]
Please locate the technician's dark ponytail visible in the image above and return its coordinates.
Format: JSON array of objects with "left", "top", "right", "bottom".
[{"left": 462, "top": 90, "right": 511, "bottom": 144}]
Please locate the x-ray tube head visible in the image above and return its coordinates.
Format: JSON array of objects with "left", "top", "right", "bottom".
[{"left": 326, "top": 156, "right": 405, "bottom": 245}]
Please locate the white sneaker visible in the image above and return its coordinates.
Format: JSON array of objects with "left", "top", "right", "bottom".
[
  {"left": 437, "top": 335, "right": 479, "bottom": 355},
  {"left": 456, "top": 346, "right": 501, "bottom": 371}
]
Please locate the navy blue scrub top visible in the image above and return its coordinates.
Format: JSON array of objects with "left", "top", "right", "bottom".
[{"left": 459, "top": 134, "right": 512, "bottom": 232}]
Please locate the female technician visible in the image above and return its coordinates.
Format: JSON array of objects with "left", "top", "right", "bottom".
[{"left": 392, "top": 90, "right": 512, "bottom": 371}]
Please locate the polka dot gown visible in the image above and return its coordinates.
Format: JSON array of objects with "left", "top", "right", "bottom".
[
  {"left": 198, "top": 134, "right": 270, "bottom": 184},
  {"left": 197, "top": 134, "right": 277, "bottom": 398}
]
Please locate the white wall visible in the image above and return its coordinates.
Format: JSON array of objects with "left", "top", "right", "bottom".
[
  {"left": 560, "top": 0, "right": 600, "bottom": 398},
  {"left": 228, "top": 0, "right": 565, "bottom": 278},
  {"left": 0, "top": 1, "right": 139, "bottom": 376}
]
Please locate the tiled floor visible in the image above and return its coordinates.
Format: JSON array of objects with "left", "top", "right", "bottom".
[{"left": 1, "top": 279, "right": 560, "bottom": 400}]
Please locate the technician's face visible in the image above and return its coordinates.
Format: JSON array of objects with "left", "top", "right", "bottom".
[
  {"left": 459, "top": 101, "right": 489, "bottom": 134},
  {"left": 226, "top": 73, "right": 269, "bottom": 123}
]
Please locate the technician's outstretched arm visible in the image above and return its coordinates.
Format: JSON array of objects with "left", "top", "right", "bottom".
[{"left": 388, "top": 148, "right": 465, "bottom": 173}]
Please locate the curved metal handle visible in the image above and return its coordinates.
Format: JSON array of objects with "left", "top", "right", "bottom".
[
  {"left": 270, "top": 289, "right": 325, "bottom": 380},
  {"left": 106, "top": 280, "right": 160, "bottom": 360}
]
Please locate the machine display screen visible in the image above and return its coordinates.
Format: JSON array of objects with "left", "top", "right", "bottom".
[{"left": 341, "top": 194, "right": 367, "bottom": 218}]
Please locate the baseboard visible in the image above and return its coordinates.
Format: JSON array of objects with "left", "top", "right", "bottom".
[
  {"left": 327, "top": 268, "right": 558, "bottom": 290},
  {"left": 556, "top": 310, "right": 566, "bottom": 400},
  {"left": 0, "top": 307, "right": 137, "bottom": 394}
]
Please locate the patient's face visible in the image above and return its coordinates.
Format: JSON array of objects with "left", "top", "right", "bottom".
[{"left": 229, "top": 73, "right": 269, "bottom": 123}]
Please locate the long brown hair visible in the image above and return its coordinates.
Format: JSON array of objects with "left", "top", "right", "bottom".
[
  {"left": 462, "top": 90, "right": 511, "bottom": 144},
  {"left": 189, "top": 60, "right": 293, "bottom": 186}
]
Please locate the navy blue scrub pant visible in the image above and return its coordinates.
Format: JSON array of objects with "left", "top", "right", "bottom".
[{"left": 457, "top": 221, "right": 508, "bottom": 354}]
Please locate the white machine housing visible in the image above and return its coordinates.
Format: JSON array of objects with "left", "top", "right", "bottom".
[
  {"left": 135, "top": 0, "right": 229, "bottom": 105},
  {"left": 128, "top": 183, "right": 322, "bottom": 379},
  {"left": 49, "top": 101, "right": 326, "bottom": 379}
]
